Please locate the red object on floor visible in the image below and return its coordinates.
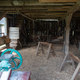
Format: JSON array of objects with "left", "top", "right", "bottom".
[
  {"left": 10, "top": 71, "right": 31, "bottom": 80},
  {"left": 0, "top": 71, "right": 31, "bottom": 80}
]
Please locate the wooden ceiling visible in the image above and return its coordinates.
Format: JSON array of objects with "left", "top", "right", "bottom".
[
  {"left": 39, "top": 0, "right": 78, "bottom": 2},
  {"left": 0, "top": 0, "right": 80, "bottom": 20}
]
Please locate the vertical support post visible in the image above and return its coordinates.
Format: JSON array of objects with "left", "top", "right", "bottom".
[
  {"left": 30, "top": 21, "right": 32, "bottom": 35},
  {"left": 60, "top": 13, "right": 73, "bottom": 71},
  {"left": 33, "top": 20, "right": 35, "bottom": 42},
  {"left": 63, "top": 29, "right": 66, "bottom": 54},
  {"left": 79, "top": 42, "right": 80, "bottom": 51},
  {"left": 46, "top": 22, "right": 49, "bottom": 42},
  {"left": 47, "top": 30, "right": 49, "bottom": 42},
  {"left": 65, "top": 13, "right": 72, "bottom": 54}
]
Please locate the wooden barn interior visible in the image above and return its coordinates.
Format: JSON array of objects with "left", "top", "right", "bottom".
[{"left": 1, "top": 0, "right": 80, "bottom": 80}]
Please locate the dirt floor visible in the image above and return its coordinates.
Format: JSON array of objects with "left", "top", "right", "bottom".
[{"left": 17, "top": 43, "right": 80, "bottom": 80}]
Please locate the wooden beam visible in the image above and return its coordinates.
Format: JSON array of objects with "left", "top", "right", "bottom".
[
  {"left": 39, "top": 0, "right": 78, "bottom": 2},
  {"left": 29, "top": 14, "right": 63, "bottom": 16},
  {"left": 62, "top": 6, "right": 72, "bottom": 9},
  {"left": 60, "top": 0, "right": 80, "bottom": 20},
  {"left": 24, "top": 12, "right": 66, "bottom": 15},
  {"left": 0, "top": 11, "right": 7, "bottom": 20},
  {"left": 28, "top": 15, "right": 62, "bottom": 19},
  {"left": 0, "top": 5, "right": 72, "bottom": 11},
  {"left": 0, "top": 1, "right": 75, "bottom": 6},
  {"left": 48, "top": 9, "right": 69, "bottom": 11},
  {"left": 70, "top": 52, "right": 80, "bottom": 63},
  {"left": 22, "top": 10, "right": 67, "bottom": 13},
  {"left": 19, "top": 12, "right": 35, "bottom": 21},
  {"left": 73, "top": 15, "right": 80, "bottom": 17},
  {"left": 11, "top": 2, "right": 35, "bottom": 21},
  {"left": 24, "top": 12, "right": 80, "bottom": 15},
  {"left": 0, "top": 7, "right": 69, "bottom": 11}
]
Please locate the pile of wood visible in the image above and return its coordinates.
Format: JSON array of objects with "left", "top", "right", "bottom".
[{"left": 0, "top": 36, "right": 10, "bottom": 51}]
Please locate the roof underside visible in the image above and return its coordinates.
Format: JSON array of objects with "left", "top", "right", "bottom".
[{"left": 0, "top": 0, "right": 80, "bottom": 20}]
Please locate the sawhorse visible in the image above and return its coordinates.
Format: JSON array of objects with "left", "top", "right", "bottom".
[
  {"left": 35, "top": 42, "right": 55, "bottom": 59},
  {"left": 60, "top": 52, "right": 80, "bottom": 80}
]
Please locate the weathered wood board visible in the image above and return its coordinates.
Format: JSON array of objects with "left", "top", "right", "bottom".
[{"left": 39, "top": 0, "right": 78, "bottom": 2}]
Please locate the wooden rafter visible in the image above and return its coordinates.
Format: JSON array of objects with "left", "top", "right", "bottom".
[
  {"left": 0, "top": 11, "right": 7, "bottom": 20},
  {"left": 39, "top": 0, "right": 78, "bottom": 2},
  {"left": 11, "top": 1, "right": 35, "bottom": 21},
  {"left": 0, "top": 5, "right": 72, "bottom": 10},
  {"left": 0, "top": 1, "right": 75, "bottom": 6},
  {"left": 60, "top": 0, "right": 80, "bottom": 20},
  {"left": 0, "top": 0, "right": 80, "bottom": 19},
  {"left": 19, "top": 12, "right": 35, "bottom": 21}
]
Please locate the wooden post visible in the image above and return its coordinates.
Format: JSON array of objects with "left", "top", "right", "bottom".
[
  {"left": 35, "top": 42, "right": 40, "bottom": 56},
  {"left": 65, "top": 13, "right": 73, "bottom": 54},
  {"left": 33, "top": 20, "right": 35, "bottom": 42},
  {"left": 30, "top": 21, "right": 33, "bottom": 35},
  {"left": 40, "top": 44, "right": 44, "bottom": 54},
  {"left": 47, "top": 44, "right": 51, "bottom": 59},
  {"left": 60, "top": 13, "right": 73, "bottom": 71},
  {"left": 7, "top": 18, "right": 9, "bottom": 37},
  {"left": 47, "top": 22, "right": 48, "bottom": 42},
  {"left": 63, "top": 29, "right": 66, "bottom": 54}
]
